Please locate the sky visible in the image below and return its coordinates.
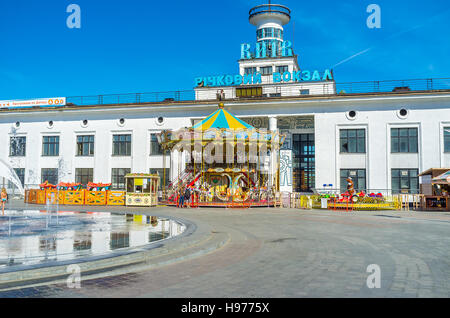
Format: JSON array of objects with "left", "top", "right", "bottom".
[{"left": 0, "top": 0, "right": 449, "bottom": 100}]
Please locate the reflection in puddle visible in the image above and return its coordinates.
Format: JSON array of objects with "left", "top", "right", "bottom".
[{"left": 0, "top": 211, "right": 186, "bottom": 268}]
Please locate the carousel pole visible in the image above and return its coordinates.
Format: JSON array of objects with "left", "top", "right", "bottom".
[
  {"left": 201, "top": 145, "right": 204, "bottom": 203},
  {"left": 163, "top": 146, "right": 166, "bottom": 201}
]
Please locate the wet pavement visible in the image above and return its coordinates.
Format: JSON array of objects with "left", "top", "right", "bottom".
[
  {"left": 1, "top": 201, "right": 449, "bottom": 298},
  {"left": 0, "top": 210, "right": 185, "bottom": 270}
]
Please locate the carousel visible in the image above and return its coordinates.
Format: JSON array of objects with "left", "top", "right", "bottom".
[{"left": 158, "top": 103, "right": 285, "bottom": 208}]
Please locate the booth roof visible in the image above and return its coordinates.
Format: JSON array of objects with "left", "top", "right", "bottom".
[
  {"left": 419, "top": 168, "right": 450, "bottom": 178},
  {"left": 433, "top": 170, "right": 450, "bottom": 183}
]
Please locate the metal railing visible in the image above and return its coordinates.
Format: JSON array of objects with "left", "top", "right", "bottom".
[
  {"left": 249, "top": 4, "right": 291, "bottom": 19},
  {"left": 66, "top": 90, "right": 195, "bottom": 106},
  {"left": 313, "top": 188, "right": 420, "bottom": 197},
  {"left": 336, "top": 77, "right": 450, "bottom": 94},
  {"left": 47, "top": 77, "right": 450, "bottom": 108}
]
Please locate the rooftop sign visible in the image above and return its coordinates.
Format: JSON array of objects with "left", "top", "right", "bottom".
[
  {"left": 241, "top": 40, "right": 293, "bottom": 59},
  {"left": 195, "top": 70, "right": 333, "bottom": 87}
]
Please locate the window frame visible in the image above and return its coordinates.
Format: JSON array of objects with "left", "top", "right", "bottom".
[
  {"left": 236, "top": 87, "right": 263, "bottom": 98},
  {"left": 10, "top": 136, "right": 26, "bottom": 157},
  {"left": 300, "top": 89, "right": 310, "bottom": 95},
  {"left": 391, "top": 169, "right": 419, "bottom": 194},
  {"left": 244, "top": 67, "right": 257, "bottom": 75},
  {"left": 150, "top": 133, "right": 164, "bottom": 156},
  {"left": 112, "top": 134, "right": 132, "bottom": 156},
  {"left": 340, "top": 129, "right": 366, "bottom": 154},
  {"left": 42, "top": 136, "right": 60, "bottom": 157},
  {"left": 8, "top": 168, "right": 25, "bottom": 188},
  {"left": 75, "top": 168, "right": 94, "bottom": 185},
  {"left": 260, "top": 66, "right": 273, "bottom": 75},
  {"left": 149, "top": 168, "right": 170, "bottom": 190},
  {"left": 111, "top": 168, "right": 131, "bottom": 190},
  {"left": 444, "top": 127, "right": 450, "bottom": 153},
  {"left": 276, "top": 65, "right": 289, "bottom": 74},
  {"left": 76, "top": 135, "right": 95, "bottom": 157},
  {"left": 340, "top": 169, "right": 367, "bottom": 193},
  {"left": 391, "top": 128, "right": 418, "bottom": 153},
  {"left": 41, "top": 168, "right": 59, "bottom": 185}
]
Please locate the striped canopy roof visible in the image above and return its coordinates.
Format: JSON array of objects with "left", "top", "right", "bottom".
[
  {"left": 433, "top": 170, "right": 450, "bottom": 183},
  {"left": 193, "top": 106, "right": 254, "bottom": 131}
]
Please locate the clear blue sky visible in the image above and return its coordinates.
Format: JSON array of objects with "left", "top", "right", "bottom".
[{"left": 0, "top": 0, "right": 449, "bottom": 100}]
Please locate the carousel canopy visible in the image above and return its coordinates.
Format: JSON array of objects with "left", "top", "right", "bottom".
[
  {"left": 193, "top": 105, "right": 254, "bottom": 131},
  {"left": 159, "top": 103, "right": 285, "bottom": 149}
]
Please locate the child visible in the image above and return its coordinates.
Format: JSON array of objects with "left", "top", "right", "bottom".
[{"left": 1, "top": 188, "right": 7, "bottom": 215}]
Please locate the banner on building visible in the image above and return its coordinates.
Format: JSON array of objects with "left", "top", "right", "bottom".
[{"left": 0, "top": 97, "right": 66, "bottom": 109}]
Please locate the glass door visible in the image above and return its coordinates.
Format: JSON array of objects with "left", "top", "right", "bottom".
[{"left": 292, "top": 134, "right": 315, "bottom": 192}]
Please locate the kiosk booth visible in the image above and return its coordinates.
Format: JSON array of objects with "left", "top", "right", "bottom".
[
  {"left": 419, "top": 168, "right": 450, "bottom": 211},
  {"left": 125, "top": 173, "right": 160, "bottom": 207}
]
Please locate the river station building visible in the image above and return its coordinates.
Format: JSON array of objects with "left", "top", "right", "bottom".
[{"left": 1, "top": 3, "right": 450, "bottom": 195}]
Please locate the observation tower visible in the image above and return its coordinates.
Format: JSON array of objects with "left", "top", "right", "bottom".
[{"left": 249, "top": 2, "right": 291, "bottom": 57}]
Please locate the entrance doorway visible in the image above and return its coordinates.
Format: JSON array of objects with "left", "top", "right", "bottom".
[{"left": 292, "top": 134, "right": 315, "bottom": 192}]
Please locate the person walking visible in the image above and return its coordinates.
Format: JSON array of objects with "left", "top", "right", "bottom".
[
  {"left": 1, "top": 188, "right": 8, "bottom": 215},
  {"left": 184, "top": 187, "right": 191, "bottom": 208},
  {"left": 178, "top": 186, "right": 185, "bottom": 209}
]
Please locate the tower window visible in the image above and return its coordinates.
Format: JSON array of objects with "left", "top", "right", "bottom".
[
  {"left": 257, "top": 28, "right": 283, "bottom": 40},
  {"left": 276, "top": 65, "right": 289, "bottom": 74},
  {"left": 260, "top": 66, "right": 273, "bottom": 75},
  {"left": 244, "top": 67, "right": 257, "bottom": 75}
]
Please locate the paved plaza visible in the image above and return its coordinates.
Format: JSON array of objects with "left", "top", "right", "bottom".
[{"left": 0, "top": 200, "right": 449, "bottom": 298}]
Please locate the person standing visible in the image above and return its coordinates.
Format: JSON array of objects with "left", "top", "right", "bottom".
[
  {"left": 1, "top": 188, "right": 8, "bottom": 215},
  {"left": 184, "top": 187, "right": 191, "bottom": 208},
  {"left": 178, "top": 186, "right": 185, "bottom": 208}
]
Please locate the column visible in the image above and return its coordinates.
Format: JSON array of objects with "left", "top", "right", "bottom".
[{"left": 268, "top": 116, "right": 278, "bottom": 188}]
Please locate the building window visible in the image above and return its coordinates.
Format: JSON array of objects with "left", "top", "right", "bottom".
[
  {"left": 263, "top": 28, "right": 274, "bottom": 38},
  {"left": 276, "top": 65, "right": 289, "bottom": 73},
  {"left": 236, "top": 87, "right": 263, "bottom": 98},
  {"left": 391, "top": 128, "right": 418, "bottom": 153},
  {"left": 257, "top": 29, "right": 263, "bottom": 39},
  {"left": 392, "top": 169, "right": 419, "bottom": 194},
  {"left": 300, "top": 89, "right": 310, "bottom": 95},
  {"left": 150, "top": 134, "right": 163, "bottom": 156},
  {"left": 42, "top": 136, "right": 60, "bottom": 156},
  {"left": 293, "top": 134, "right": 315, "bottom": 192},
  {"left": 260, "top": 66, "right": 273, "bottom": 75},
  {"left": 257, "top": 28, "right": 282, "bottom": 40},
  {"left": 444, "top": 127, "right": 450, "bottom": 153},
  {"left": 75, "top": 168, "right": 94, "bottom": 185},
  {"left": 111, "top": 168, "right": 130, "bottom": 190},
  {"left": 150, "top": 168, "right": 170, "bottom": 190},
  {"left": 76, "top": 135, "right": 95, "bottom": 156},
  {"left": 10, "top": 136, "right": 26, "bottom": 157},
  {"left": 340, "top": 129, "right": 366, "bottom": 153},
  {"left": 340, "top": 169, "right": 366, "bottom": 193},
  {"left": 112, "top": 134, "right": 131, "bottom": 156},
  {"left": 244, "top": 67, "right": 257, "bottom": 75},
  {"left": 14, "top": 168, "right": 25, "bottom": 186},
  {"left": 41, "top": 168, "right": 58, "bottom": 185}
]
